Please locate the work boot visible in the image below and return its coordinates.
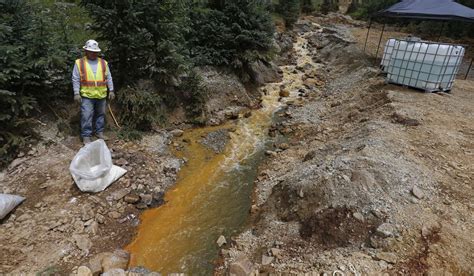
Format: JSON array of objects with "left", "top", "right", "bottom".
[
  {"left": 83, "top": 137, "right": 92, "bottom": 145},
  {"left": 95, "top": 132, "right": 108, "bottom": 141}
]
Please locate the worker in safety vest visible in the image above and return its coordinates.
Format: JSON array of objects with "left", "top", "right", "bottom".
[{"left": 72, "top": 39, "right": 115, "bottom": 145}]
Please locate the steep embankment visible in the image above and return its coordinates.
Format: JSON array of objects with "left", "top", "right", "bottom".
[{"left": 219, "top": 16, "right": 473, "bottom": 275}]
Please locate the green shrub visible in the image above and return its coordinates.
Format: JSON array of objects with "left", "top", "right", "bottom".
[
  {"left": 350, "top": 0, "right": 398, "bottom": 20},
  {"left": 301, "top": 0, "right": 315, "bottom": 13},
  {"left": 116, "top": 81, "right": 165, "bottom": 130},
  {"left": 278, "top": 0, "right": 300, "bottom": 28},
  {"left": 117, "top": 128, "right": 143, "bottom": 141},
  {"left": 178, "top": 70, "right": 207, "bottom": 120},
  {"left": 0, "top": 90, "right": 36, "bottom": 167}
]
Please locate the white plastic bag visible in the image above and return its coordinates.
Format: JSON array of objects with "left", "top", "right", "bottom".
[
  {"left": 0, "top": 194, "right": 25, "bottom": 220},
  {"left": 70, "top": 140, "right": 127, "bottom": 193}
]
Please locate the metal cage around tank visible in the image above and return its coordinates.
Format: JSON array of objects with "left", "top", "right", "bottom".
[{"left": 380, "top": 38, "right": 465, "bottom": 92}]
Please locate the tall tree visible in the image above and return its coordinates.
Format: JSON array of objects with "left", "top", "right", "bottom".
[
  {"left": 81, "top": 0, "right": 190, "bottom": 88},
  {"left": 279, "top": 0, "right": 300, "bottom": 28}
]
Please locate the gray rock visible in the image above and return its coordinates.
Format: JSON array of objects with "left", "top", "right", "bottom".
[
  {"left": 115, "top": 158, "right": 128, "bottom": 166},
  {"left": 303, "top": 150, "right": 316, "bottom": 162},
  {"left": 89, "top": 252, "right": 113, "bottom": 275},
  {"left": 102, "top": 269, "right": 126, "bottom": 276},
  {"left": 102, "top": 249, "right": 130, "bottom": 273},
  {"left": 376, "top": 223, "right": 396, "bottom": 238},
  {"left": 411, "top": 186, "right": 425, "bottom": 199},
  {"left": 170, "top": 129, "right": 184, "bottom": 137},
  {"left": 85, "top": 221, "right": 99, "bottom": 235},
  {"left": 16, "top": 213, "right": 32, "bottom": 222},
  {"left": 108, "top": 211, "right": 121, "bottom": 219},
  {"left": 124, "top": 193, "right": 140, "bottom": 204},
  {"left": 81, "top": 204, "right": 95, "bottom": 222},
  {"left": 200, "top": 129, "right": 230, "bottom": 154},
  {"left": 76, "top": 266, "right": 93, "bottom": 276},
  {"left": 353, "top": 212, "right": 365, "bottom": 222},
  {"left": 270, "top": 248, "right": 282, "bottom": 259},
  {"left": 229, "top": 255, "right": 254, "bottom": 276},
  {"left": 73, "top": 234, "right": 92, "bottom": 254},
  {"left": 112, "top": 189, "right": 130, "bottom": 201},
  {"left": 217, "top": 235, "right": 227, "bottom": 247},
  {"left": 96, "top": 214, "right": 106, "bottom": 224},
  {"left": 375, "top": 252, "right": 398, "bottom": 264},
  {"left": 261, "top": 255, "right": 274, "bottom": 266},
  {"left": 140, "top": 194, "right": 153, "bottom": 206},
  {"left": 248, "top": 60, "right": 281, "bottom": 85}
]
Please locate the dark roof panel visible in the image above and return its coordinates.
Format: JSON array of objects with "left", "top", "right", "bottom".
[{"left": 377, "top": 0, "right": 474, "bottom": 22}]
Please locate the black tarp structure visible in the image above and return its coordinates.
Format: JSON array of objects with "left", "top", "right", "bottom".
[
  {"left": 364, "top": 0, "right": 474, "bottom": 79},
  {"left": 377, "top": 0, "right": 474, "bottom": 22}
]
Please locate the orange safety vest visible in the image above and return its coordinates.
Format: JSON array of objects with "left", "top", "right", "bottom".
[{"left": 75, "top": 57, "right": 108, "bottom": 99}]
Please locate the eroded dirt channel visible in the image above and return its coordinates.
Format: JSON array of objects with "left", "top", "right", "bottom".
[{"left": 126, "top": 32, "right": 317, "bottom": 275}]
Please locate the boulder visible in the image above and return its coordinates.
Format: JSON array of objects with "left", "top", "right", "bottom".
[
  {"left": 102, "top": 269, "right": 126, "bottom": 276},
  {"left": 376, "top": 223, "right": 396, "bottom": 238},
  {"left": 89, "top": 252, "right": 113, "bottom": 275},
  {"left": 248, "top": 60, "right": 282, "bottom": 85},
  {"left": 124, "top": 193, "right": 140, "bottom": 204},
  {"left": 375, "top": 252, "right": 398, "bottom": 264},
  {"left": 73, "top": 234, "right": 92, "bottom": 254},
  {"left": 411, "top": 186, "right": 425, "bottom": 199},
  {"left": 261, "top": 255, "right": 274, "bottom": 266},
  {"left": 101, "top": 249, "right": 130, "bottom": 273},
  {"left": 170, "top": 129, "right": 184, "bottom": 137},
  {"left": 77, "top": 266, "right": 93, "bottom": 276},
  {"left": 229, "top": 255, "right": 254, "bottom": 276},
  {"left": 217, "top": 235, "right": 227, "bottom": 247}
]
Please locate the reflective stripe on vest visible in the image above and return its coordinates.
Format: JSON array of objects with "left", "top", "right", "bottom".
[{"left": 76, "top": 57, "right": 108, "bottom": 99}]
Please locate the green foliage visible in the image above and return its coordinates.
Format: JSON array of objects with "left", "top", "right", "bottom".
[
  {"left": 178, "top": 71, "right": 207, "bottom": 119},
  {"left": 278, "top": 0, "right": 300, "bottom": 28},
  {"left": 80, "top": 0, "right": 190, "bottom": 88},
  {"left": 301, "top": 0, "right": 315, "bottom": 13},
  {"left": 0, "top": 90, "right": 36, "bottom": 167},
  {"left": 350, "top": 0, "right": 397, "bottom": 20},
  {"left": 319, "top": 0, "right": 339, "bottom": 14},
  {"left": 0, "top": 0, "right": 83, "bottom": 166},
  {"left": 117, "top": 128, "right": 143, "bottom": 141},
  {"left": 188, "top": 0, "right": 275, "bottom": 71},
  {"left": 116, "top": 82, "right": 165, "bottom": 130}
]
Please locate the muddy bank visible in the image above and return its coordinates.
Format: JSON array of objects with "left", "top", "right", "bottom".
[{"left": 218, "top": 16, "right": 473, "bottom": 275}]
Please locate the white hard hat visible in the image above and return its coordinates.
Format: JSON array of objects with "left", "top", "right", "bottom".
[{"left": 83, "top": 39, "right": 101, "bottom": 52}]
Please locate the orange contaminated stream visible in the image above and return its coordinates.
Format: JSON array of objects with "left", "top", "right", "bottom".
[{"left": 126, "top": 33, "right": 314, "bottom": 274}]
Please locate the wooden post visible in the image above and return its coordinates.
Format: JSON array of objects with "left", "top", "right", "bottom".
[
  {"left": 374, "top": 23, "right": 385, "bottom": 65},
  {"left": 465, "top": 58, "right": 473, "bottom": 80},
  {"left": 363, "top": 19, "right": 372, "bottom": 53}
]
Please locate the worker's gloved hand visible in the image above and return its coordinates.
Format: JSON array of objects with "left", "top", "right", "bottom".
[
  {"left": 108, "top": 91, "right": 115, "bottom": 101},
  {"left": 74, "top": 94, "right": 81, "bottom": 103}
]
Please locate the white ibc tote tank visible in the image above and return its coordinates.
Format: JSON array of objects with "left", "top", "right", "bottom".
[{"left": 382, "top": 38, "right": 464, "bottom": 92}]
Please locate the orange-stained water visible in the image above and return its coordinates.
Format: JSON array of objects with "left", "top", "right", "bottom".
[{"left": 126, "top": 33, "right": 314, "bottom": 275}]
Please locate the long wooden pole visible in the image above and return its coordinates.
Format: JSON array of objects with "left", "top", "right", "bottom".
[
  {"left": 108, "top": 103, "right": 121, "bottom": 129},
  {"left": 363, "top": 19, "right": 372, "bottom": 53},
  {"left": 374, "top": 23, "right": 385, "bottom": 65},
  {"left": 465, "top": 58, "right": 473, "bottom": 80}
]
